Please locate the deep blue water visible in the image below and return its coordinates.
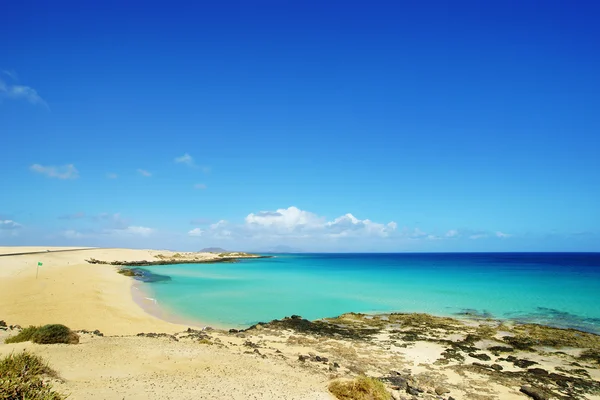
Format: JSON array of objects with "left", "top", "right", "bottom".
[{"left": 137, "top": 253, "right": 600, "bottom": 333}]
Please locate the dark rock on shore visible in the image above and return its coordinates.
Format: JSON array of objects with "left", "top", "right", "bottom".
[
  {"left": 488, "top": 345, "right": 513, "bottom": 355},
  {"left": 490, "top": 363, "right": 503, "bottom": 371},
  {"left": 137, "top": 332, "right": 178, "bottom": 341},
  {"left": 468, "top": 352, "right": 491, "bottom": 361},
  {"left": 500, "top": 355, "right": 538, "bottom": 368},
  {"left": 75, "top": 329, "right": 104, "bottom": 337},
  {"left": 244, "top": 315, "right": 382, "bottom": 340},
  {"left": 520, "top": 385, "right": 550, "bottom": 400}
]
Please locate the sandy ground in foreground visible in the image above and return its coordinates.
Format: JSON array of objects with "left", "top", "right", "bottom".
[{"left": 0, "top": 247, "right": 209, "bottom": 335}]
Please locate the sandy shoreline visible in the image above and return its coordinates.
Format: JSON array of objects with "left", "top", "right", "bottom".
[{"left": 0, "top": 247, "right": 198, "bottom": 334}]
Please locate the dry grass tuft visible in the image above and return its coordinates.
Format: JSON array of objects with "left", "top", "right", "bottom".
[
  {"left": 0, "top": 351, "right": 66, "bottom": 400},
  {"left": 329, "top": 376, "right": 390, "bottom": 400},
  {"left": 4, "top": 326, "right": 41, "bottom": 344}
]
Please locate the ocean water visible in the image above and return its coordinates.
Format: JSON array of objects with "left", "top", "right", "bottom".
[{"left": 136, "top": 253, "right": 600, "bottom": 333}]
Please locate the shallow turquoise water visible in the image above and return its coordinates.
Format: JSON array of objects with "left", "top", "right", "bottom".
[{"left": 138, "top": 253, "right": 600, "bottom": 333}]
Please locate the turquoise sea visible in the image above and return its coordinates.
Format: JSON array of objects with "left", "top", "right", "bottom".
[{"left": 136, "top": 253, "right": 600, "bottom": 333}]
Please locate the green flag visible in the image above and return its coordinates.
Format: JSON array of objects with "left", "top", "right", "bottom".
[{"left": 38, "top": 262, "right": 42, "bottom": 266}]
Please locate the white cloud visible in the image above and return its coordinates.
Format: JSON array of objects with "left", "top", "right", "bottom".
[
  {"left": 175, "top": 153, "right": 195, "bottom": 167},
  {"left": 325, "top": 214, "right": 397, "bottom": 238},
  {"left": 188, "top": 228, "right": 204, "bottom": 237},
  {"left": 194, "top": 183, "right": 207, "bottom": 190},
  {"left": 208, "top": 220, "right": 233, "bottom": 239},
  {"left": 406, "top": 227, "right": 428, "bottom": 239},
  {"left": 0, "top": 77, "right": 48, "bottom": 108},
  {"left": 210, "top": 220, "right": 228, "bottom": 230},
  {"left": 0, "top": 220, "right": 21, "bottom": 230},
  {"left": 496, "top": 231, "right": 512, "bottom": 238},
  {"left": 445, "top": 229, "right": 460, "bottom": 238},
  {"left": 106, "top": 173, "right": 118, "bottom": 179},
  {"left": 245, "top": 207, "right": 324, "bottom": 232},
  {"left": 120, "top": 226, "right": 154, "bottom": 236},
  {"left": 242, "top": 206, "right": 397, "bottom": 239},
  {"left": 137, "top": 169, "right": 152, "bottom": 177},
  {"left": 30, "top": 164, "right": 79, "bottom": 179}
]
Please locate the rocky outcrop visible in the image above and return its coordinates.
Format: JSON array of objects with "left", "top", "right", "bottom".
[{"left": 86, "top": 253, "right": 271, "bottom": 267}]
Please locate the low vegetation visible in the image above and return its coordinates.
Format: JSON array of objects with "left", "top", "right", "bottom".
[
  {"left": 4, "top": 326, "right": 40, "bottom": 344},
  {"left": 31, "top": 324, "right": 79, "bottom": 345},
  {"left": 5, "top": 324, "right": 79, "bottom": 345},
  {"left": 329, "top": 376, "right": 390, "bottom": 400},
  {"left": 508, "top": 324, "right": 600, "bottom": 349},
  {"left": 579, "top": 349, "right": 600, "bottom": 364},
  {"left": 0, "top": 351, "right": 66, "bottom": 400}
]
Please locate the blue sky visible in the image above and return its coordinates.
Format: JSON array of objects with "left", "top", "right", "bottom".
[{"left": 1, "top": 1, "right": 599, "bottom": 252}]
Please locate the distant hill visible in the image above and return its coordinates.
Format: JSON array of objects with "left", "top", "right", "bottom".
[{"left": 200, "top": 247, "right": 228, "bottom": 253}]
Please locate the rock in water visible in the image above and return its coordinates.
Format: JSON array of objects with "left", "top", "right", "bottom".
[{"left": 520, "top": 385, "right": 549, "bottom": 400}]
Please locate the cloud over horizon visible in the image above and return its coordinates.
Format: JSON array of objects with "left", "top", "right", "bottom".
[
  {"left": 0, "top": 220, "right": 22, "bottom": 230},
  {"left": 30, "top": 164, "right": 79, "bottom": 179}
]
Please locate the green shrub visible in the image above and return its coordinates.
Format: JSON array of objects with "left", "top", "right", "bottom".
[
  {"left": 0, "top": 351, "right": 65, "bottom": 400},
  {"left": 4, "top": 326, "right": 41, "bottom": 344},
  {"left": 329, "top": 376, "right": 390, "bottom": 400},
  {"left": 31, "top": 324, "right": 79, "bottom": 345}
]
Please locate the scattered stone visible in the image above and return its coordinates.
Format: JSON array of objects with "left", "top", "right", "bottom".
[
  {"left": 528, "top": 368, "right": 548, "bottom": 376},
  {"left": 514, "top": 359, "right": 538, "bottom": 368},
  {"left": 468, "top": 352, "right": 491, "bottom": 361},
  {"left": 382, "top": 374, "right": 408, "bottom": 390},
  {"left": 406, "top": 386, "right": 421, "bottom": 396},
  {"left": 490, "top": 364, "right": 503, "bottom": 371},
  {"left": 488, "top": 345, "right": 514, "bottom": 354},
  {"left": 229, "top": 329, "right": 239, "bottom": 334},
  {"left": 298, "top": 355, "right": 310, "bottom": 362},
  {"left": 235, "top": 333, "right": 246, "bottom": 338},
  {"left": 92, "top": 329, "right": 103, "bottom": 336},
  {"left": 0, "top": 320, "right": 7, "bottom": 327},
  {"left": 136, "top": 332, "right": 178, "bottom": 341},
  {"left": 519, "top": 385, "right": 549, "bottom": 400},
  {"left": 333, "top": 362, "right": 340, "bottom": 368},
  {"left": 244, "top": 341, "right": 259, "bottom": 348},
  {"left": 435, "top": 386, "right": 450, "bottom": 395},
  {"left": 291, "top": 315, "right": 302, "bottom": 319}
]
